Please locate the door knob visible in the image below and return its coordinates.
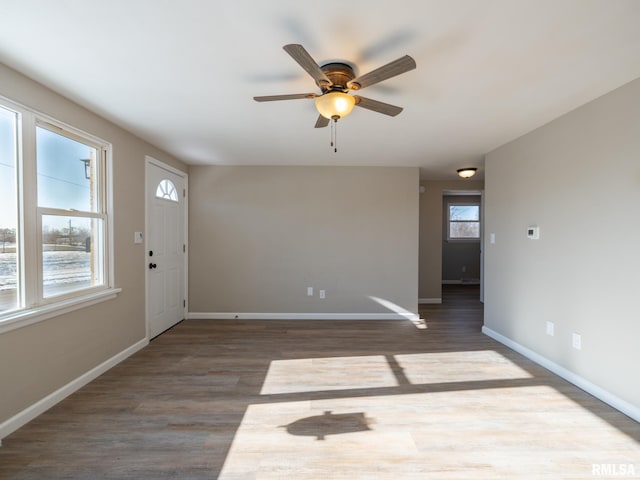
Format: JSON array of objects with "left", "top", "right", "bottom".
[{"left": 149, "top": 263, "right": 157, "bottom": 269}]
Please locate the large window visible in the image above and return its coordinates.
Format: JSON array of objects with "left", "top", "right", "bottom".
[
  {"left": 0, "top": 106, "right": 19, "bottom": 313},
  {"left": 447, "top": 203, "right": 480, "bottom": 241},
  {"left": 0, "top": 98, "right": 112, "bottom": 322}
]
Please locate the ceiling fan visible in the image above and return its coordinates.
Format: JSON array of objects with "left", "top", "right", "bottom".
[{"left": 253, "top": 44, "right": 417, "bottom": 129}]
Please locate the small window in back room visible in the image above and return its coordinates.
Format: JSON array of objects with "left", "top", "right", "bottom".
[
  {"left": 447, "top": 204, "right": 480, "bottom": 240},
  {"left": 156, "top": 179, "right": 179, "bottom": 202}
]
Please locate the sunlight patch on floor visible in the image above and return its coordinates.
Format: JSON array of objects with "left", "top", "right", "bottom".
[
  {"left": 393, "top": 350, "right": 533, "bottom": 383},
  {"left": 260, "top": 356, "right": 397, "bottom": 395},
  {"left": 218, "top": 386, "right": 640, "bottom": 480}
]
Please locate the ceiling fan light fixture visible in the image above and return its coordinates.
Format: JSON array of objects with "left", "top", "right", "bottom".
[
  {"left": 315, "top": 91, "right": 356, "bottom": 120},
  {"left": 457, "top": 168, "right": 477, "bottom": 179}
]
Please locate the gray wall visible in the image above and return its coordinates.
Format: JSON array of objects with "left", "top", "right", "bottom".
[
  {"left": 189, "top": 166, "right": 420, "bottom": 315},
  {"left": 0, "top": 63, "right": 187, "bottom": 424},
  {"left": 484, "top": 77, "right": 640, "bottom": 409},
  {"left": 419, "top": 180, "right": 484, "bottom": 301},
  {"left": 442, "top": 195, "right": 481, "bottom": 283}
]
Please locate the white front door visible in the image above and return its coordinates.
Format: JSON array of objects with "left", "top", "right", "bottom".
[{"left": 146, "top": 158, "right": 186, "bottom": 339}]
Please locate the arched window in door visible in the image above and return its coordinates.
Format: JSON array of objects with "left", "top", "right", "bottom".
[{"left": 156, "top": 179, "right": 179, "bottom": 202}]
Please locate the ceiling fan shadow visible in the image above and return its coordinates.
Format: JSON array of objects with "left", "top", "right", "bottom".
[
  {"left": 357, "top": 30, "right": 418, "bottom": 64},
  {"left": 245, "top": 72, "right": 301, "bottom": 84},
  {"left": 281, "top": 16, "right": 319, "bottom": 51}
]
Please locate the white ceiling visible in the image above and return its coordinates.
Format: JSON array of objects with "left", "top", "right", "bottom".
[{"left": 1, "top": 0, "right": 640, "bottom": 180}]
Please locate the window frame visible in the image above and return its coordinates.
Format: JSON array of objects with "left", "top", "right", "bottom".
[
  {"left": 0, "top": 95, "right": 119, "bottom": 333},
  {"left": 155, "top": 178, "right": 179, "bottom": 202},
  {"left": 35, "top": 121, "right": 109, "bottom": 302},
  {"left": 446, "top": 202, "right": 481, "bottom": 242}
]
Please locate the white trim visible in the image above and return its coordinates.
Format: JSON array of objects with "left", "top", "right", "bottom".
[
  {"left": 443, "top": 190, "right": 483, "bottom": 196},
  {"left": 418, "top": 298, "right": 442, "bottom": 304},
  {"left": 0, "top": 337, "right": 147, "bottom": 442},
  {"left": 482, "top": 326, "right": 640, "bottom": 423},
  {"left": 445, "top": 200, "right": 481, "bottom": 242},
  {"left": 145, "top": 156, "right": 187, "bottom": 177},
  {"left": 0, "top": 288, "right": 121, "bottom": 334},
  {"left": 187, "top": 312, "right": 419, "bottom": 321}
]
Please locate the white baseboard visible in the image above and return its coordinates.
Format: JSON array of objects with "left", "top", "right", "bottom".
[
  {"left": 418, "top": 298, "right": 442, "bottom": 304},
  {"left": 482, "top": 326, "right": 640, "bottom": 423},
  {"left": 0, "top": 338, "right": 148, "bottom": 443},
  {"left": 187, "top": 312, "right": 419, "bottom": 321}
]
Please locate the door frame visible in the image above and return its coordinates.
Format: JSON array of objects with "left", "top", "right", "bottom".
[
  {"left": 441, "top": 189, "right": 484, "bottom": 301},
  {"left": 144, "top": 156, "right": 189, "bottom": 340}
]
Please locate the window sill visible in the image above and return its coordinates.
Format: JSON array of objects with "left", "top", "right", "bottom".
[
  {"left": 445, "top": 239, "right": 481, "bottom": 243},
  {"left": 0, "top": 288, "right": 122, "bottom": 335}
]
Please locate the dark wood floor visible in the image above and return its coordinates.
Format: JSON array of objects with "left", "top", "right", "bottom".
[{"left": 1, "top": 286, "right": 638, "bottom": 479}]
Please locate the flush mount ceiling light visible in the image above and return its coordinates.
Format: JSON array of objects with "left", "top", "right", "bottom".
[{"left": 457, "top": 168, "right": 477, "bottom": 179}]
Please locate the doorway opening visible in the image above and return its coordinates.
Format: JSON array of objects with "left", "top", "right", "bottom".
[{"left": 442, "top": 190, "right": 483, "bottom": 301}]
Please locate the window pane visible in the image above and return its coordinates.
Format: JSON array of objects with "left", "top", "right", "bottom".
[
  {"left": 36, "top": 126, "right": 98, "bottom": 212},
  {"left": 449, "top": 205, "right": 479, "bottom": 221},
  {"left": 156, "top": 179, "right": 179, "bottom": 202},
  {"left": 42, "top": 215, "right": 104, "bottom": 298},
  {"left": 0, "top": 106, "right": 19, "bottom": 313},
  {"left": 450, "top": 222, "right": 480, "bottom": 239}
]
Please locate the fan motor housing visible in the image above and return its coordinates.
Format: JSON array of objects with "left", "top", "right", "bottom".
[{"left": 319, "top": 62, "right": 356, "bottom": 92}]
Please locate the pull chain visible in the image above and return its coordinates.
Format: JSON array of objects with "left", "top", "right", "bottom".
[
  {"left": 334, "top": 117, "right": 338, "bottom": 153},
  {"left": 330, "top": 117, "right": 334, "bottom": 149},
  {"left": 331, "top": 115, "right": 339, "bottom": 153}
]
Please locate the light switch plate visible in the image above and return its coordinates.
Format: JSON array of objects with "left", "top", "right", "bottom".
[{"left": 134, "top": 231, "right": 143, "bottom": 244}]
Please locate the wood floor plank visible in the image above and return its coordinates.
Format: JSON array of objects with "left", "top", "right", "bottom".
[{"left": 0, "top": 286, "right": 638, "bottom": 479}]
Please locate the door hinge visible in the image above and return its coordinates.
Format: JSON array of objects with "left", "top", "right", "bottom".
[
  {"left": 183, "top": 188, "right": 186, "bottom": 197},
  {"left": 183, "top": 299, "right": 186, "bottom": 308},
  {"left": 183, "top": 244, "right": 186, "bottom": 253}
]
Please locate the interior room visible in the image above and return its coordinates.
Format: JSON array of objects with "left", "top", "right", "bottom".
[{"left": 0, "top": 1, "right": 639, "bottom": 478}]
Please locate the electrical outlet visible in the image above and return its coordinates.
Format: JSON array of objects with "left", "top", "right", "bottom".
[
  {"left": 572, "top": 333, "right": 582, "bottom": 350},
  {"left": 546, "top": 321, "right": 554, "bottom": 336},
  {"left": 319, "top": 289, "right": 326, "bottom": 299},
  {"left": 307, "top": 287, "right": 313, "bottom": 297},
  {"left": 490, "top": 233, "right": 496, "bottom": 244}
]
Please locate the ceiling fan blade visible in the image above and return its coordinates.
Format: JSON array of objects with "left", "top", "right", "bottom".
[
  {"left": 283, "top": 44, "right": 332, "bottom": 87},
  {"left": 253, "top": 93, "right": 317, "bottom": 102},
  {"left": 348, "top": 55, "right": 416, "bottom": 90},
  {"left": 314, "top": 115, "right": 330, "bottom": 128},
  {"left": 354, "top": 96, "right": 404, "bottom": 116}
]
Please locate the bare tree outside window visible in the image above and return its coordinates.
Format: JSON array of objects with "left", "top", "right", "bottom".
[{"left": 448, "top": 205, "right": 480, "bottom": 240}]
